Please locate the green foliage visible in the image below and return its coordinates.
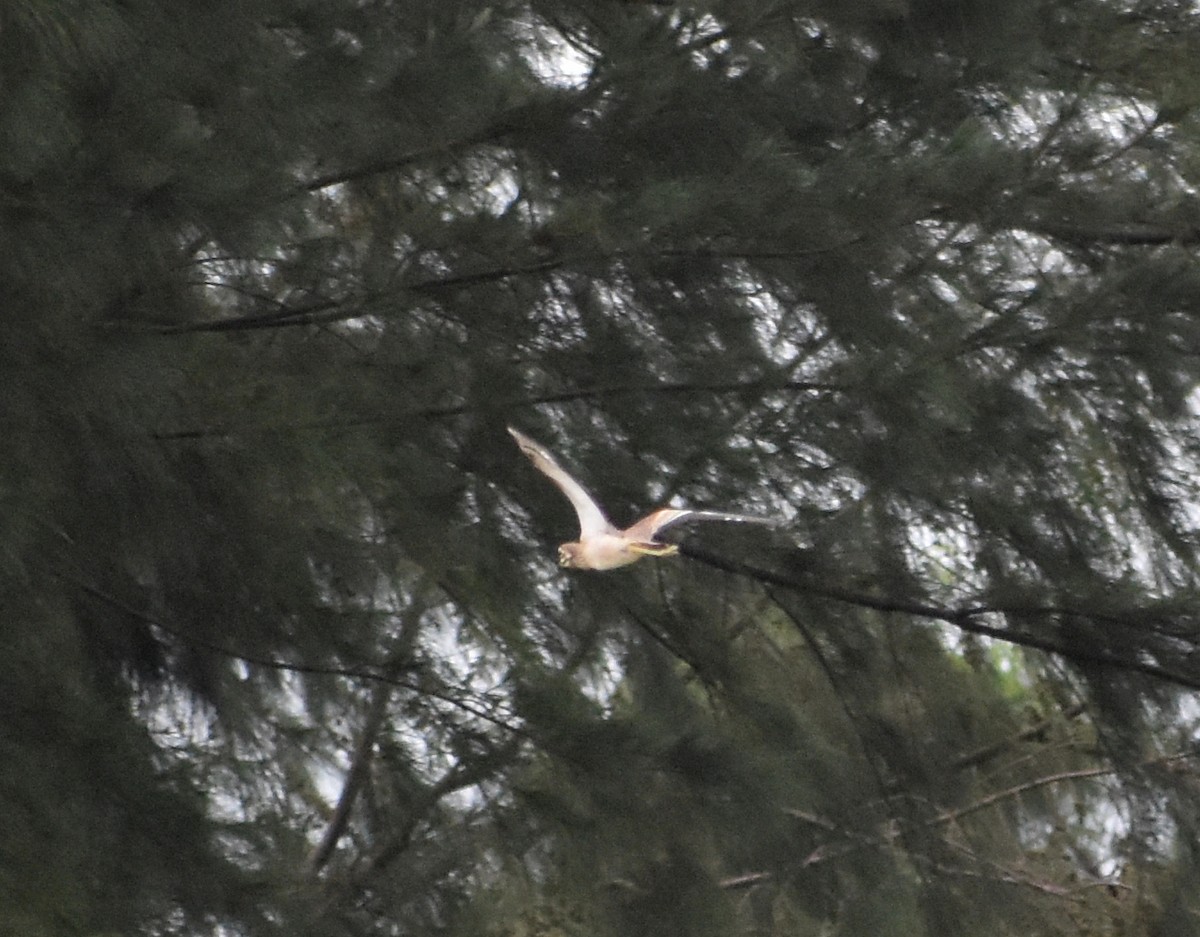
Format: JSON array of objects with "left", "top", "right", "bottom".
[{"left": 4, "top": 0, "right": 1200, "bottom": 934}]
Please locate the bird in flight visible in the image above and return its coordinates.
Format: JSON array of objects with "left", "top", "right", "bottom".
[{"left": 508, "top": 426, "right": 775, "bottom": 570}]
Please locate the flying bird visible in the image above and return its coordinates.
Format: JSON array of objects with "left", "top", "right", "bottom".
[{"left": 508, "top": 426, "right": 775, "bottom": 570}]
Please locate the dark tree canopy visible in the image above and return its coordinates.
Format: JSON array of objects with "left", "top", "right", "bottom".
[{"left": 4, "top": 0, "right": 1200, "bottom": 934}]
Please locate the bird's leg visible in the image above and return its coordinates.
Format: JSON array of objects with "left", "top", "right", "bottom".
[{"left": 627, "top": 541, "right": 679, "bottom": 557}]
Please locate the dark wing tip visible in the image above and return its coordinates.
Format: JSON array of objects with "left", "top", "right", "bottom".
[
  {"left": 507, "top": 426, "right": 560, "bottom": 469},
  {"left": 507, "top": 425, "right": 538, "bottom": 453},
  {"left": 732, "top": 514, "right": 783, "bottom": 527}
]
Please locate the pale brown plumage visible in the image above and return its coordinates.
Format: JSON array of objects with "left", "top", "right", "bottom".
[{"left": 508, "top": 426, "right": 775, "bottom": 570}]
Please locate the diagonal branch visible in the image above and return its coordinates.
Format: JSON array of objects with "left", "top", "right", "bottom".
[
  {"left": 933, "top": 765, "right": 1114, "bottom": 826},
  {"left": 308, "top": 678, "right": 393, "bottom": 873},
  {"left": 679, "top": 544, "right": 1200, "bottom": 691},
  {"left": 354, "top": 738, "right": 523, "bottom": 885},
  {"left": 309, "top": 600, "right": 427, "bottom": 874}
]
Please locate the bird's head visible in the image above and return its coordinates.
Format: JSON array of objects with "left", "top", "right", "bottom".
[{"left": 557, "top": 542, "right": 582, "bottom": 568}]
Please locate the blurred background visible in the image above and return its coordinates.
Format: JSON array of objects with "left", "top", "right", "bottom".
[{"left": 4, "top": 1, "right": 1200, "bottom": 933}]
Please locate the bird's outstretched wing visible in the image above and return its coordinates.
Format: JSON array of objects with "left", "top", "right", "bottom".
[
  {"left": 508, "top": 427, "right": 613, "bottom": 538},
  {"left": 623, "top": 508, "right": 778, "bottom": 543}
]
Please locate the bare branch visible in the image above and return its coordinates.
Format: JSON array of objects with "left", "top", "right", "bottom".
[
  {"left": 308, "top": 680, "right": 392, "bottom": 873},
  {"left": 934, "top": 766, "right": 1113, "bottom": 826}
]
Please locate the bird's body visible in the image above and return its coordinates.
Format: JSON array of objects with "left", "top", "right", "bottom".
[
  {"left": 507, "top": 426, "right": 774, "bottom": 570},
  {"left": 560, "top": 531, "right": 664, "bottom": 571}
]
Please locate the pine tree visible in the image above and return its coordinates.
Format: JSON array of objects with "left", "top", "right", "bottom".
[{"left": 4, "top": 0, "right": 1200, "bottom": 934}]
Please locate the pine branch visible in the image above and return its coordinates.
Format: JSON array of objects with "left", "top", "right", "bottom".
[
  {"left": 932, "top": 765, "right": 1115, "bottom": 826},
  {"left": 679, "top": 544, "right": 1200, "bottom": 691},
  {"left": 354, "top": 738, "right": 522, "bottom": 884},
  {"left": 57, "top": 568, "right": 526, "bottom": 736},
  {"left": 1028, "top": 220, "right": 1200, "bottom": 247},
  {"left": 142, "top": 260, "right": 563, "bottom": 335},
  {"left": 136, "top": 235, "right": 850, "bottom": 338},
  {"left": 764, "top": 587, "right": 894, "bottom": 799},
  {"left": 951, "top": 703, "right": 1088, "bottom": 772},
  {"left": 300, "top": 130, "right": 512, "bottom": 193},
  {"left": 150, "top": 378, "right": 840, "bottom": 441},
  {"left": 298, "top": 93, "right": 601, "bottom": 194},
  {"left": 782, "top": 750, "right": 1195, "bottom": 882},
  {"left": 308, "top": 679, "right": 392, "bottom": 873},
  {"left": 308, "top": 602, "right": 424, "bottom": 874}
]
